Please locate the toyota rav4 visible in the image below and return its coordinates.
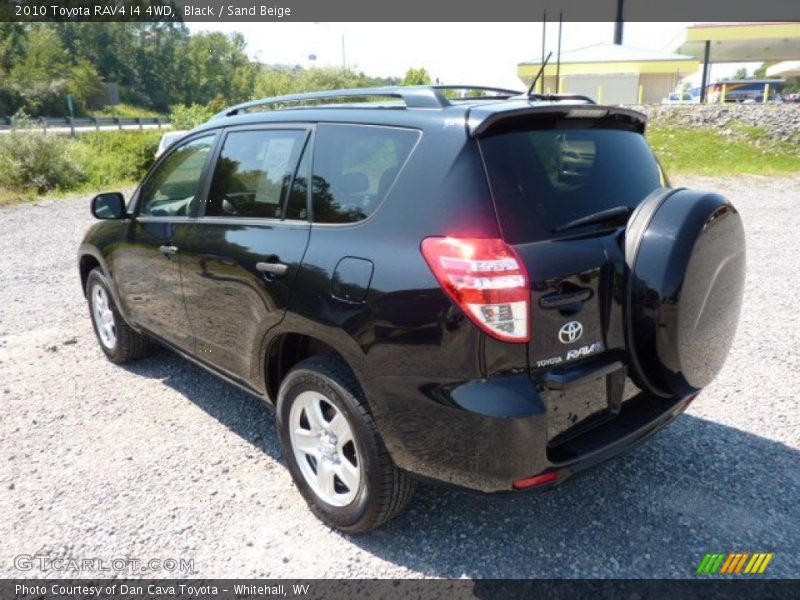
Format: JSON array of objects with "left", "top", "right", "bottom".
[{"left": 78, "top": 86, "right": 746, "bottom": 532}]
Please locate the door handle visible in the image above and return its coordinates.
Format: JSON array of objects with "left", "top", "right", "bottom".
[
  {"left": 159, "top": 244, "right": 178, "bottom": 257},
  {"left": 539, "top": 288, "right": 592, "bottom": 309},
  {"left": 256, "top": 261, "right": 288, "bottom": 277}
]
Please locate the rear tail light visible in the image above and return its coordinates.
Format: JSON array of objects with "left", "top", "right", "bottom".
[{"left": 420, "top": 237, "right": 530, "bottom": 343}]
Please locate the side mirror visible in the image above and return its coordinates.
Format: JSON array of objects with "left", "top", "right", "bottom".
[{"left": 91, "top": 192, "right": 126, "bottom": 219}]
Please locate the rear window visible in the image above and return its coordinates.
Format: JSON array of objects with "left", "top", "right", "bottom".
[
  {"left": 480, "top": 127, "right": 663, "bottom": 244},
  {"left": 311, "top": 124, "right": 419, "bottom": 223}
]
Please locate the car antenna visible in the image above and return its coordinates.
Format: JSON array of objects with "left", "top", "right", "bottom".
[{"left": 527, "top": 51, "right": 553, "bottom": 97}]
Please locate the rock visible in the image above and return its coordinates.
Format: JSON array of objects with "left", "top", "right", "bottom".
[{"left": 626, "top": 104, "right": 800, "bottom": 150}]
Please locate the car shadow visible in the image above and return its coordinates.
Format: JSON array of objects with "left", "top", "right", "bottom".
[{"left": 122, "top": 347, "right": 800, "bottom": 578}]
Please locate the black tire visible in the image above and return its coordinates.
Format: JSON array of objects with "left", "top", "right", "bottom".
[
  {"left": 86, "top": 267, "right": 150, "bottom": 363},
  {"left": 276, "top": 355, "right": 415, "bottom": 533}
]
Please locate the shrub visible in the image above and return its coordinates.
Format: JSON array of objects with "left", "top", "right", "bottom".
[
  {"left": 73, "top": 130, "right": 161, "bottom": 188},
  {"left": 0, "top": 129, "right": 84, "bottom": 193},
  {"left": 169, "top": 103, "right": 216, "bottom": 130}
]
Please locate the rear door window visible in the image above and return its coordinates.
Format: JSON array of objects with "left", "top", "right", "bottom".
[
  {"left": 206, "top": 129, "right": 308, "bottom": 219},
  {"left": 311, "top": 124, "right": 419, "bottom": 223},
  {"left": 480, "top": 127, "right": 663, "bottom": 244}
]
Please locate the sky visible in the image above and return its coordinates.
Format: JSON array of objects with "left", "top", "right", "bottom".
[{"left": 187, "top": 22, "right": 760, "bottom": 89}]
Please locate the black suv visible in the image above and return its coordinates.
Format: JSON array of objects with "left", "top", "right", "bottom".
[{"left": 79, "top": 86, "right": 746, "bottom": 532}]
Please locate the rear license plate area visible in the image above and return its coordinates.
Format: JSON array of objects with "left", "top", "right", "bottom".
[{"left": 545, "top": 365, "right": 633, "bottom": 448}]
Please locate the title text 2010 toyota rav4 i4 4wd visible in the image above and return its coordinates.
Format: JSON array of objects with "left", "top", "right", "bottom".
[{"left": 79, "top": 86, "right": 745, "bottom": 532}]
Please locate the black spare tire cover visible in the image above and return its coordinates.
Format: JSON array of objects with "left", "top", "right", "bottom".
[{"left": 624, "top": 188, "right": 746, "bottom": 397}]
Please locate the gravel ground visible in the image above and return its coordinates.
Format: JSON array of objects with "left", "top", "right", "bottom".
[{"left": 0, "top": 175, "right": 798, "bottom": 579}]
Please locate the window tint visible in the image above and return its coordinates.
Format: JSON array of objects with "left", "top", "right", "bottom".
[
  {"left": 206, "top": 129, "right": 307, "bottom": 219},
  {"left": 480, "top": 127, "right": 663, "bottom": 244},
  {"left": 312, "top": 124, "right": 419, "bottom": 223},
  {"left": 139, "top": 135, "right": 214, "bottom": 217}
]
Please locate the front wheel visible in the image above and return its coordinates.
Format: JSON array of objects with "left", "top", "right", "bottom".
[
  {"left": 86, "top": 268, "right": 150, "bottom": 363},
  {"left": 276, "top": 355, "right": 415, "bottom": 533}
]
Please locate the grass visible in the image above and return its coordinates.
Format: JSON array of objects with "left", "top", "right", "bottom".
[
  {"left": 93, "top": 103, "right": 166, "bottom": 119},
  {"left": 0, "top": 130, "right": 159, "bottom": 206},
  {"left": 0, "top": 187, "right": 34, "bottom": 207},
  {"left": 0, "top": 178, "right": 140, "bottom": 207},
  {"left": 647, "top": 126, "right": 800, "bottom": 176}
]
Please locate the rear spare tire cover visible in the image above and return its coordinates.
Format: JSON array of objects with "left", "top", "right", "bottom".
[{"left": 625, "top": 188, "right": 746, "bottom": 397}]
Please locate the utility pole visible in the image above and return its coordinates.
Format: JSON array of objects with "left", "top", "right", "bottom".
[
  {"left": 341, "top": 34, "right": 346, "bottom": 69},
  {"left": 541, "top": 11, "right": 546, "bottom": 94},
  {"left": 614, "top": 0, "right": 624, "bottom": 45},
  {"left": 556, "top": 11, "right": 563, "bottom": 93}
]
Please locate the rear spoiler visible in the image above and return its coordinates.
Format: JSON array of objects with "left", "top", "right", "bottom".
[{"left": 467, "top": 101, "right": 647, "bottom": 138}]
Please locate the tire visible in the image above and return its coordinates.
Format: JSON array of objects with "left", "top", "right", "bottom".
[
  {"left": 624, "top": 189, "right": 745, "bottom": 397},
  {"left": 86, "top": 267, "right": 150, "bottom": 363},
  {"left": 276, "top": 355, "right": 415, "bottom": 533}
]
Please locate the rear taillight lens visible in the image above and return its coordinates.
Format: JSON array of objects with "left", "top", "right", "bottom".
[{"left": 420, "top": 237, "right": 530, "bottom": 343}]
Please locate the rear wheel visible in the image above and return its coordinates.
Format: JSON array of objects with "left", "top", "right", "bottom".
[
  {"left": 86, "top": 268, "right": 150, "bottom": 363},
  {"left": 276, "top": 355, "right": 415, "bottom": 533}
]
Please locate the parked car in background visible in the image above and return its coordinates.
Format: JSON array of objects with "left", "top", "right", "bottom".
[
  {"left": 78, "top": 85, "right": 746, "bottom": 532},
  {"left": 661, "top": 92, "right": 698, "bottom": 105},
  {"left": 154, "top": 130, "right": 188, "bottom": 158}
]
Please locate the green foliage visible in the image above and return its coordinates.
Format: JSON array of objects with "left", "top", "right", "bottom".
[
  {"left": 0, "top": 129, "right": 84, "bottom": 193},
  {"left": 5, "top": 26, "right": 69, "bottom": 115},
  {"left": 169, "top": 103, "right": 216, "bottom": 130},
  {"left": 253, "top": 66, "right": 400, "bottom": 100},
  {"left": 68, "top": 60, "right": 105, "bottom": 111},
  {"left": 647, "top": 126, "right": 800, "bottom": 175},
  {"left": 72, "top": 130, "right": 160, "bottom": 188},
  {"left": 0, "top": 23, "right": 258, "bottom": 116},
  {"left": 179, "top": 32, "right": 255, "bottom": 105},
  {"left": 0, "top": 24, "right": 411, "bottom": 117},
  {"left": 403, "top": 68, "right": 432, "bottom": 86},
  {"left": 0, "top": 128, "right": 159, "bottom": 197},
  {"left": 94, "top": 103, "right": 165, "bottom": 118},
  {"left": 732, "top": 67, "right": 750, "bottom": 80},
  {"left": 783, "top": 75, "right": 800, "bottom": 94}
]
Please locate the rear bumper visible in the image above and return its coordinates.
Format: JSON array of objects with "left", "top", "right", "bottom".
[{"left": 363, "top": 370, "right": 694, "bottom": 492}]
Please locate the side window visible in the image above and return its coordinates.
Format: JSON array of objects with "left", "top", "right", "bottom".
[
  {"left": 139, "top": 135, "right": 215, "bottom": 217},
  {"left": 312, "top": 124, "right": 419, "bottom": 224},
  {"left": 206, "top": 129, "right": 307, "bottom": 219}
]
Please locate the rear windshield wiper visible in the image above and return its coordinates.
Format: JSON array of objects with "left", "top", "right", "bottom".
[{"left": 552, "top": 205, "right": 633, "bottom": 233}]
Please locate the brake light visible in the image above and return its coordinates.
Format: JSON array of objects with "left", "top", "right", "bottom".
[{"left": 420, "top": 237, "right": 530, "bottom": 343}]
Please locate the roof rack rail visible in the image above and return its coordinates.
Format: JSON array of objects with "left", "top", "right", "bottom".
[
  {"left": 431, "top": 85, "right": 524, "bottom": 96},
  {"left": 212, "top": 86, "right": 597, "bottom": 121},
  {"left": 525, "top": 93, "right": 596, "bottom": 104},
  {"left": 214, "top": 86, "right": 452, "bottom": 118}
]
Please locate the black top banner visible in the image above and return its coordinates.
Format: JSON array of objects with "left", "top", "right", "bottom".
[{"left": 1, "top": 0, "right": 799, "bottom": 22}]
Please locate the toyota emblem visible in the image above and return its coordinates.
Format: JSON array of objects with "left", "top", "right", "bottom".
[{"left": 558, "top": 321, "right": 583, "bottom": 344}]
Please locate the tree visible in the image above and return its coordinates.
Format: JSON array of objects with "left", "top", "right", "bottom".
[
  {"left": 253, "top": 67, "right": 295, "bottom": 98},
  {"left": 68, "top": 60, "right": 105, "bottom": 111},
  {"left": 7, "top": 26, "right": 69, "bottom": 114},
  {"left": 733, "top": 67, "right": 750, "bottom": 80},
  {"left": 178, "top": 32, "right": 255, "bottom": 105},
  {"left": 252, "top": 65, "right": 400, "bottom": 101},
  {"left": 403, "top": 68, "right": 432, "bottom": 86}
]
